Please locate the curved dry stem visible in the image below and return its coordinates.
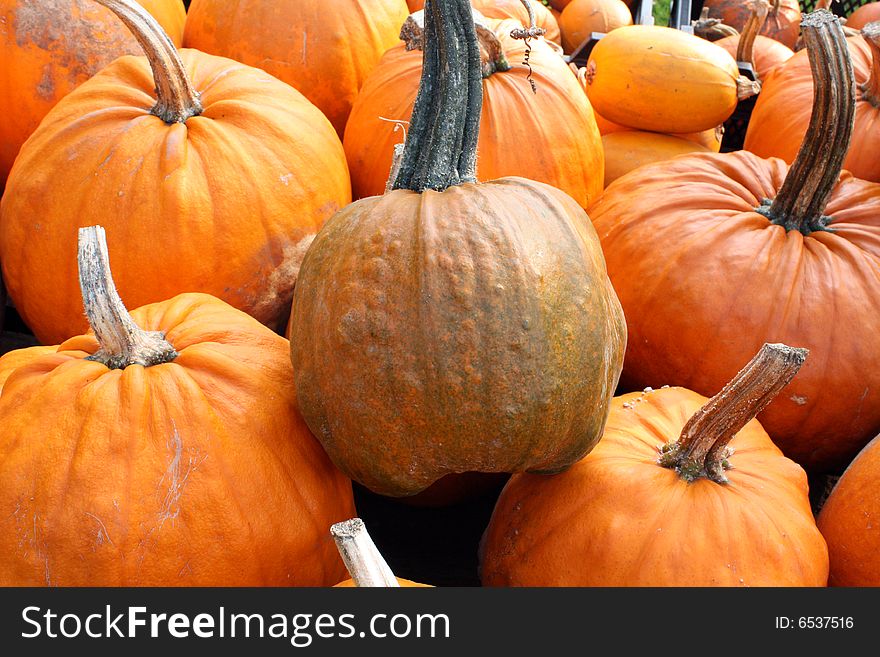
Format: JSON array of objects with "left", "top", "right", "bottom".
[
  {"left": 510, "top": 0, "right": 546, "bottom": 40},
  {"left": 331, "top": 518, "right": 401, "bottom": 587},
  {"left": 78, "top": 226, "right": 178, "bottom": 370},
  {"left": 658, "top": 344, "right": 808, "bottom": 484},
  {"left": 737, "top": 0, "right": 771, "bottom": 71},
  {"left": 693, "top": 7, "right": 740, "bottom": 41},
  {"left": 758, "top": 10, "right": 855, "bottom": 234},
  {"left": 93, "top": 0, "right": 201, "bottom": 123},
  {"left": 860, "top": 22, "right": 880, "bottom": 108}
]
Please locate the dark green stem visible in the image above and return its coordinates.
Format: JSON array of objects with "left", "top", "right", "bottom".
[
  {"left": 392, "top": 0, "right": 482, "bottom": 192},
  {"left": 658, "top": 343, "right": 807, "bottom": 484},
  {"left": 756, "top": 10, "right": 855, "bottom": 234}
]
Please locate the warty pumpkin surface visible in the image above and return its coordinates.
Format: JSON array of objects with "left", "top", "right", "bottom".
[
  {"left": 0, "top": 0, "right": 351, "bottom": 345},
  {"left": 480, "top": 345, "right": 829, "bottom": 586},
  {"left": 0, "top": 227, "right": 356, "bottom": 586},
  {"left": 291, "top": 0, "right": 626, "bottom": 498},
  {"left": 344, "top": 18, "right": 604, "bottom": 207},
  {"left": 590, "top": 12, "right": 880, "bottom": 473},
  {"left": 744, "top": 25, "right": 880, "bottom": 183},
  {"left": 183, "top": 0, "right": 410, "bottom": 136},
  {"left": 0, "top": 0, "right": 186, "bottom": 183}
]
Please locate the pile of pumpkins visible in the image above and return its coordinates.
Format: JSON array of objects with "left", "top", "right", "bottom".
[{"left": 0, "top": 0, "right": 878, "bottom": 588}]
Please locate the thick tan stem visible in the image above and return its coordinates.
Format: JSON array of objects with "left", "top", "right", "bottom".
[
  {"left": 331, "top": 518, "right": 400, "bottom": 587},
  {"left": 401, "top": 8, "right": 511, "bottom": 76},
  {"left": 860, "top": 22, "right": 880, "bottom": 107},
  {"left": 693, "top": 7, "right": 740, "bottom": 41},
  {"left": 737, "top": 0, "right": 771, "bottom": 71},
  {"left": 759, "top": 10, "right": 855, "bottom": 234},
  {"left": 92, "top": 0, "right": 201, "bottom": 123},
  {"left": 78, "top": 226, "right": 178, "bottom": 370},
  {"left": 659, "top": 344, "right": 808, "bottom": 483}
]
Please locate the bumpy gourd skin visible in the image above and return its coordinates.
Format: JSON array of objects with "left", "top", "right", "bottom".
[
  {"left": 291, "top": 177, "right": 627, "bottom": 498},
  {"left": 0, "top": 293, "right": 355, "bottom": 586},
  {"left": 481, "top": 387, "right": 829, "bottom": 587},
  {"left": 0, "top": 0, "right": 186, "bottom": 183},
  {"left": 590, "top": 151, "right": 880, "bottom": 473}
]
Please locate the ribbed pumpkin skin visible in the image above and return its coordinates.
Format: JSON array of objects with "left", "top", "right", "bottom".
[
  {"left": 480, "top": 387, "right": 829, "bottom": 586},
  {"left": 817, "top": 434, "right": 880, "bottom": 586},
  {"left": 559, "top": 0, "right": 632, "bottom": 54},
  {"left": 0, "top": 0, "right": 186, "bottom": 183},
  {"left": 290, "top": 179, "right": 627, "bottom": 498},
  {"left": 705, "top": 0, "right": 801, "bottom": 49},
  {"left": 846, "top": 3, "right": 880, "bottom": 30},
  {"left": 590, "top": 151, "right": 880, "bottom": 473},
  {"left": 0, "top": 50, "right": 351, "bottom": 345},
  {"left": 585, "top": 25, "right": 742, "bottom": 134},
  {"left": 343, "top": 31, "right": 604, "bottom": 208},
  {"left": 471, "top": 0, "right": 561, "bottom": 44},
  {"left": 0, "top": 293, "right": 355, "bottom": 586},
  {"left": 715, "top": 33, "right": 794, "bottom": 79},
  {"left": 601, "top": 131, "right": 710, "bottom": 188},
  {"left": 183, "top": 0, "right": 409, "bottom": 136},
  {"left": 744, "top": 38, "right": 880, "bottom": 183}
]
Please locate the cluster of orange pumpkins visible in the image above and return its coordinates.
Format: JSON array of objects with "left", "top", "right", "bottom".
[{"left": 0, "top": 0, "right": 878, "bottom": 588}]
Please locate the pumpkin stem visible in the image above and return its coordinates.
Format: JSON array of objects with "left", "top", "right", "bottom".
[
  {"left": 400, "top": 9, "right": 512, "bottom": 77},
  {"left": 737, "top": 0, "right": 771, "bottom": 72},
  {"left": 92, "top": 0, "right": 202, "bottom": 123},
  {"left": 756, "top": 10, "right": 855, "bottom": 234},
  {"left": 331, "top": 518, "right": 401, "bottom": 587},
  {"left": 392, "top": 0, "right": 482, "bottom": 192},
  {"left": 78, "top": 226, "right": 178, "bottom": 370},
  {"left": 860, "top": 22, "right": 880, "bottom": 108},
  {"left": 658, "top": 343, "right": 808, "bottom": 484},
  {"left": 692, "top": 8, "right": 740, "bottom": 41}
]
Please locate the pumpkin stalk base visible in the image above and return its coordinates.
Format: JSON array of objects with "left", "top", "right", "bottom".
[
  {"left": 658, "top": 343, "right": 807, "bottom": 485},
  {"left": 755, "top": 198, "right": 833, "bottom": 234}
]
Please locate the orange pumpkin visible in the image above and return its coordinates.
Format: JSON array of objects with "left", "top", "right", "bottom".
[
  {"left": 704, "top": 0, "right": 802, "bottom": 48},
  {"left": 291, "top": 0, "right": 626, "bottom": 498},
  {"left": 584, "top": 25, "right": 755, "bottom": 134},
  {"left": 0, "top": 226, "right": 356, "bottom": 586},
  {"left": 601, "top": 131, "right": 711, "bottom": 188},
  {"left": 846, "top": 2, "right": 880, "bottom": 30},
  {"left": 183, "top": 0, "right": 409, "bottom": 136},
  {"left": 744, "top": 25, "right": 880, "bottom": 183},
  {"left": 559, "top": 0, "right": 632, "bottom": 54},
  {"left": 344, "top": 18, "right": 604, "bottom": 207},
  {"left": 0, "top": 0, "right": 350, "bottom": 345},
  {"left": 481, "top": 344, "right": 829, "bottom": 586},
  {"left": 0, "top": 0, "right": 186, "bottom": 184},
  {"left": 589, "top": 12, "right": 880, "bottom": 473},
  {"left": 590, "top": 106, "right": 723, "bottom": 152},
  {"left": 331, "top": 518, "right": 431, "bottom": 587},
  {"left": 714, "top": 0, "right": 794, "bottom": 79},
  {"left": 471, "top": 0, "right": 561, "bottom": 44},
  {"left": 817, "top": 433, "right": 880, "bottom": 586},
  {"left": 407, "top": 0, "right": 425, "bottom": 10}
]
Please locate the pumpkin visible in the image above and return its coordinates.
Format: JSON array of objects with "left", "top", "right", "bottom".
[
  {"left": 291, "top": 0, "right": 626, "bottom": 498},
  {"left": 0, "top": 0, "right": 186, "bottom": 184},
  {"left": 0, "top": 0, "right": 350, "bottom": 345},
  {"left": 601, "top": 132, "right": 711, "bottom": 188},
  {"left": 480, "top": 344, "right": 829, "bottom": 586},
  {"left": 589, "top": 105, "right": 723, "bottom": 152},
  {"left": 332, "top": 518, "right": 431, "bottom": 587},
  {"left": 0, "top": 226, "right": 356, "bottom": 586},
  {"left": 558, "top": 0, "right": 632, "bottom": 54},
  {"left": 183, "top": 0, "right": 409, "bottom": 136},
  {"left": 589, "top": 11, "right": 880, "bottom": 473},
  {"left": 344, "top": 16, "right": 604, "bottom": 207},
  {"left": 408, "top": 0, "right": 425, "bottom": 10},
  {"left": 847, "top": 2, "right": 880, "bottom": 30},
  {"left": 471, "top": 0, "right": 561, "bottom": 45},
  {"left": 715, "top": 0, "right": 794, "bottom": 80},
  {"left": 584, "top": 25, "right": 759, "bottom": 134},
  {"left": 817, "top": 433, "right": 880, "bottom": 586},
  {"left": 704, "top": 0, "right": 802, "bottom": 49},
  {"left": 744, "top": 23, "right": 880, "bottom": 183},
  {"left": 549, "top": 0, "right": 573, "bottom": 9},
  {"left": 692, "top": 6, "right": 741, "bottom": 41}
]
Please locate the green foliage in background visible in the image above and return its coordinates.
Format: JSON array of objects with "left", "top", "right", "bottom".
[{"left": 653, "top": 0, "right": 671, "bottom": 27}]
